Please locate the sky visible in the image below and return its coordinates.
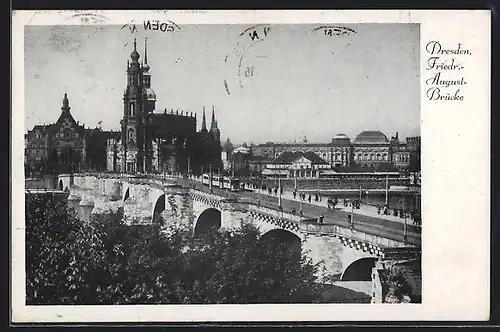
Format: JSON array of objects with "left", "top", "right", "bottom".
[{"left": 24, "top": 23, "right": 420, "bottom": 145}]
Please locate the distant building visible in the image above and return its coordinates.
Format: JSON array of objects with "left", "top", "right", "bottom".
[
  {"left": 352, "top": 131, "right": 391, "bottom": 168},
  {"left": 262, "top": 151, "right": 332, "bottom": 179},
  {"left": 331, "top": 133, "right": 352, "bottom": 167},
  {"left": 221, "top": 138, "right": 234, "bottom": 171},
  {"left": 24, "top": 93, "right": 116, "bottom": 176},
  {"left": 253, "top": 130, "right": 421, "bottom": 172}
]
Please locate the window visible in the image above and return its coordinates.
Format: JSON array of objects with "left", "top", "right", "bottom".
[
  {"left": 127, "top": 128, "right": 135, "bottom": 144},
  {"left": 130, "top": 103, "right": 135, "bottom": 116}
]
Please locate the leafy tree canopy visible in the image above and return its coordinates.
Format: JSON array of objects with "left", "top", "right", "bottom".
[{"left": 26, "top": 194, "right": 322, "bottom": 305}]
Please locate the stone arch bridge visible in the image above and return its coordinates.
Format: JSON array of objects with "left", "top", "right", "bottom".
[{"left": 58, "top": 173, "right": 420, "bottom": 282}]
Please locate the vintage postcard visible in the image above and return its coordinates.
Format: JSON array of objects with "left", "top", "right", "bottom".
[{"left": 11, "top": 10, "right": 490, "bottom": 323}]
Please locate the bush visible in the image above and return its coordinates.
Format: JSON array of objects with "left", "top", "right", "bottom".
[{"left": 26, "top": 195, "right": 322, "bottom": 304}]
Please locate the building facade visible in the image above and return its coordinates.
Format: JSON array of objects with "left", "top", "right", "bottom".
[
  {"left": 262, "top": 151, "right": 332, "bottom": 179},
  {"left": 252, "top": 130, "right": 421, "bottom": 172},
  {"left": 25, "top": 93, "right": 115, "bottom": 177},
  {"left": 106, "top": 38, "right": 222, "bottom": 175}
]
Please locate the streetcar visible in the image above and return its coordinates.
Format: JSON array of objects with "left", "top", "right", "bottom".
[{"left": 201, "top": 173, "right": 241, "bottom": 192}]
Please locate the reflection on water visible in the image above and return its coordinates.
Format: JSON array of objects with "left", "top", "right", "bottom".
[{"left": 67, "top": 200, "right": 94, "bottom": 222}]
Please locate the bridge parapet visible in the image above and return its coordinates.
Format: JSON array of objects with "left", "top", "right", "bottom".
[
  {"left": 189, "top": 190, "right": 226, "bottom": 209},
  {"left": 300, "top": 221, "right": 413, "bottom": 250}
]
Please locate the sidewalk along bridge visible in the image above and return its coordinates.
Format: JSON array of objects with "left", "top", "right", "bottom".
[{"left": 55, "top": 173, "right": 421, "bottom": 283}]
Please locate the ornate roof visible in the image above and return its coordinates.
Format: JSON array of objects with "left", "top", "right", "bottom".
[{"left": 354, "top": 131, "right": 389, "bottom": 144}]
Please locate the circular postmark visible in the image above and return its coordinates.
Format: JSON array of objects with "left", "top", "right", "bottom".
[
  {"left": 223, "top": 24, "right": 272, "bottom": 94},
  {"left": 48, "top": 12, "right": 110, "bottom": 53}
]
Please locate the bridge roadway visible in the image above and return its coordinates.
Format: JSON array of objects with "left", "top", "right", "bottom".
[{"left": 173, "top": 178, "right": 421, "bottom": 246}]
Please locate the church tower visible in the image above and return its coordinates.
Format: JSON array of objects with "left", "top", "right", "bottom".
[
  {"left": 210, "top": 106, "right": 221, "bottom": 142},
  {"left": 141, "top": 38, "right": 156, "bottom": 172},
  {"left": 201, "top": 106, "right": 208, "bottom": 132},
  {"left": 121, "top": 38, "right": 145, "bottom": 173}
]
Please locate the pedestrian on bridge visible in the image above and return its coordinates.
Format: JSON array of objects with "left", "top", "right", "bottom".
[{"left": 293, "top": 191, "right": 297, "bottom": 199}]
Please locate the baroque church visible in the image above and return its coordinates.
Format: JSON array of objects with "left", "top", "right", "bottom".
[{"left": 106, "top": 38, "right": 222, "bottom": 175}]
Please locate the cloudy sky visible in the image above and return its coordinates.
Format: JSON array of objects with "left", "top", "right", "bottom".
[{"left": 24, "top": 23, "right": 420, "bottom": 144}]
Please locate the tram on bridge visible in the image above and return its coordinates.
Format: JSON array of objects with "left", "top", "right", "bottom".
[{"left": 202, "top": 173, "right": 241, "bottom": 192}]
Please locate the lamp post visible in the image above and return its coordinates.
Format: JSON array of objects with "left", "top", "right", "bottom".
[
  {"left": 209, "top": 164, "right": 213, "bottom": 193},
  {"left": 294, "top": 171, "right": 297, "bottom": 193},
  {"left": 278, "top": 174, "right": 282, "bottom": 209},
  {"left": 257, "top": 176, "right": 261, "bottom": 206},
  {"left": 385, "top": 174, "right": 389, "bottom": 207},
  {"left": 404, "top": 212, "right": 408, "bottom": 242},
  {"left": 350, "top": 199, "right": 355, "bottom": 228}
]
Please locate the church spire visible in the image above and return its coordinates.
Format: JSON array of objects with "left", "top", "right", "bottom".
[
  {"left": 61, "top": 92, "right": 71, "bottom": 113},
  {"left": 201, "top": 107, "right": 207, "bottom": 131},
  {"left": 210, "top": 106, "right": 217, "bottom": 131},
  {"left": 143, "top": 37, "right": 151, "bottom": 73},
  {"left": 130, "top": 37, "right": 140, "bottom": 63}
]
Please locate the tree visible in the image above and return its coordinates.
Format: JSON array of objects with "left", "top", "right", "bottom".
[
  {"left": 385, "top": 261, "right": 421, "bottom": 303},
  {"left": 25, "top": 195, "right": 323, "bottom": 305}
]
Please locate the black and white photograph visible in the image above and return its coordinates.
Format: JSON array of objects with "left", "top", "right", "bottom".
[{"left": 12, "top": 10, "right": 490, "bottom": 323}]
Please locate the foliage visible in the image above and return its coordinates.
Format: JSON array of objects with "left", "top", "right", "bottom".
[
  {"left": 26, "top": 195, "right": 322, "bottom": 304},
  {"left": 385, "top": 262, "right": 421, "bottom": 303}
]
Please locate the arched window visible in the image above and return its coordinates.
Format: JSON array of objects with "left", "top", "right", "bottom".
[
  {"left": 364, "top": 153, "right": 368, "bottom": 161},
  {"left": 384, "top": 154, "right": 388, "bottom": 161},
  {"left": 127, "top": 128, "right": 135, "bottom": 144},
  {"left": 130, "top": 103, "right": 135, "bottom": 116},
  {"left": 377, "top": 153, "right": 381, "bottom": 161}
]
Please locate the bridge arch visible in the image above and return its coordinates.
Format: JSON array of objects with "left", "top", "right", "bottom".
[
  {"left": 152, "top": 193, "right": 166, "bottom": 225},
  {"left": 260, "top": 229, "right": 302, "bottom": 259},
  {"left": 340, "top": 257, "right": 379, "bottom": 281},
  {"left": 194, "top": 208, "right": 222, "bottom": 237},
  {"left": 123, "top": 187, "right": 130, "bottom": 202}
]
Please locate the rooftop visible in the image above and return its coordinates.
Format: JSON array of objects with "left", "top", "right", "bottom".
[{"left": 354, "top": 131, "right": 389, "bottom": 144}]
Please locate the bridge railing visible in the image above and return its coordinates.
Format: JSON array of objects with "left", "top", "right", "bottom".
[
  {"left": 190, "top": 189, "right": 226, "bottom": 202},
  {"left": 300, "top": 221, "right": 411, "bottom": 248},
  {"left": 246, "top": 203, "right": 303, "bottom": 224}
]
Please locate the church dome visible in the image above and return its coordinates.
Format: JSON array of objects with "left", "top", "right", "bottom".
[
  {"left": 143, "top": 62, "right": 150, "bottom": 72},
  {"left": 333, "top": 133, "right": 349, "bottom": 139},
  {"left": 144, "top": 88, "right": 156, "bottom": 100},
  {"left": 354, "top": 131, "right": 388, "bottom": 144},
  {"left": 131, "top": 49, "right": 140, "bottom": 62}
]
